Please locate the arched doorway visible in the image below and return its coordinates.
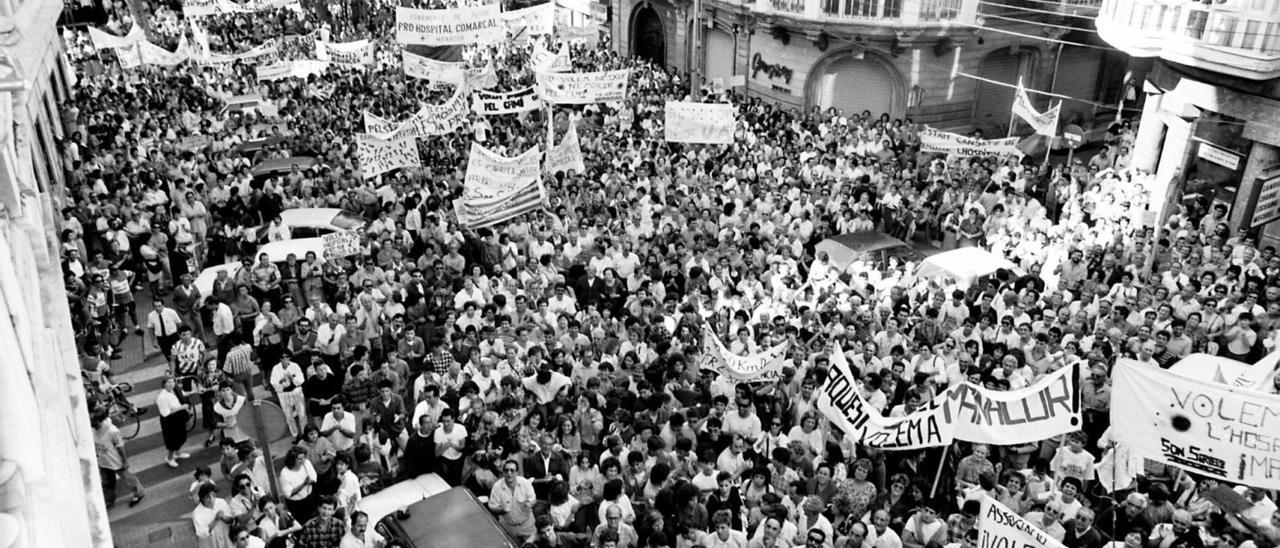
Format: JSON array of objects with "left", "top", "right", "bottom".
[
  {"left": 807, "top": 49, "right": 905, "bottom": 120},
  {"left": 631, "top": 5, "right": 665, "bottom": 66}
]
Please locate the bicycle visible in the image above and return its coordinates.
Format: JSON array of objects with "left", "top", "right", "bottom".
[
  {"left": 89, "top": 381, "right": 146, "bottom": 440},
  {"left": 174, "top": 375, "right": 202, "bottom": 433}
]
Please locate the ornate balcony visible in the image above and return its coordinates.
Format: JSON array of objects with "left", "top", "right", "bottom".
[
  {"left": 754, "top": 0, "right": 978, "bottom": 28},
  {"left": 1096, "top": 0, "right": 1280, "bottom": 80}
]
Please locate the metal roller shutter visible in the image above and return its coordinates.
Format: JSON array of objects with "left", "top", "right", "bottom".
[
  {"left": 1051, "top": 47, "right": 1103, "bottom": 124},
  {"left": 704, "top": 29, "right": 735, "bottom": 83},
  {"left": 973, "top": 49, "right": 1023, "bottom": 136},
  {"left": 817, "top": 56, "right": 896, "bottom": 119}
]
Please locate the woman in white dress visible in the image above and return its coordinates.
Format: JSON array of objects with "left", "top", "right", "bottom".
[{"left": 192, "top": 482, "right": 234, "bottom": 548}]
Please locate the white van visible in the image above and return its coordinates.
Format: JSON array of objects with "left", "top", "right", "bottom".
[{"left": 192, "top": 237, "right": 351, "bottom": 305}]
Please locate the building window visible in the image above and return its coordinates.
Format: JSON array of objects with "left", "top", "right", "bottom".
[
  {"left": 1208, "top": 14, "right": 1237, "bottom": 46},
  {"left": 1264, "top": 22, "right": 1280, "bottom": 53},
  {"left": 1241, "top": 20, "right": 1260, "bottom": 49},
  {"left": 1167, "top": 6, "right": 1180, "bottom": 32},
  {"left": 30, "top": 118, "right": 50, "bottom": 194},
  {"left": 1185, "top": 10, "right": 1208, "bottom": 39}
]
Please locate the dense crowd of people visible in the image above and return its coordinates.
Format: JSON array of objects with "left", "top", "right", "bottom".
[{"left": 66, "top": 1, "right": 1280, "bottom": 548}]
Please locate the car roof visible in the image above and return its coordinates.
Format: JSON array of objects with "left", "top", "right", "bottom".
[
  {"left": 357, "top": 474, "right": 451, "bottom": 526},
  {"left": 251, "top": 156, "right": 317, "bottom": 178},
  {"left": 255, "top": 237, "right": 329, "bottom": 261},
  {"left": 278, "top": 208, "right": 363, "bottom": 228},
  {"left": 388, "top": 487, "right": 517, "bottom": 548}
]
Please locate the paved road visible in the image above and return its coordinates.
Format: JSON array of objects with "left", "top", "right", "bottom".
[{"left": 104, "top": 295, "right": 291, "bottom": 548}]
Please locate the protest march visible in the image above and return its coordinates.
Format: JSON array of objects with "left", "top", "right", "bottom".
[{"left": 53, "top": 0, "right": 1280, "bottom": 547}]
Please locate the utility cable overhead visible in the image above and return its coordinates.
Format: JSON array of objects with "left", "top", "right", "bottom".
[
  {"left": 974, "top": 0, "right": 1101, "bottom": 20},
  {"left": 982, "top": 12, "right": 1101, "bottom": 34},
  {"left": 951, "top": 20, "right": 1117, "bottom": 50}
]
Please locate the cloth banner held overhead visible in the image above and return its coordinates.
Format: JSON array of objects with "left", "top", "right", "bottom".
[
  {"left": 402, "top": 50, "right": 465, "bottom": 84},
  {"left": 1011, "top": 80, "right": 1061, "bottom": 137},
  {"left": 919, "top": 127, "right": 1024, "bottom": 161},
  {"left": 536, "top": 70, "right": 630, "bottom": 104},
  {"left": 256, "top": 60, "right": 328, "bottom": 81},
  {"left": 977, "top": 495, "right": 1068, "bottom": 548},
  {"left": 1110, "top": 359, "right": 1280, "bottom": 489},
  {"left": 395, "top": 5, "right": 503, "bottom": 45},
  {"left": 817, "top": 343, "right": 1081, "bottom": 449},
  {"left": 200, "top": 39, "right": 279, "bottom": 65},
  {"left": 473, "top": 87, "right": 541, "bottom": 115},
  {"left": 138, "top": 38, "right": 193, "bottom": 67},
  {"left": 362, "top": 87, "right": 468, "bottom": 140},
  {"left": 699, "top": 324, "right": 789, "bottom": 383},
  {"left": 531, "top": 41, "right": 572, "bottom": 73},
  {"left": 453, "top": 187, "right": 545, "bottom": 229},
  {"left": 356, "top": 134, "right": 420, "bottom": 179},
  {"left": 559, "top": 25, "right": 599, "bottom": 47},
  {"left": 318, "top": 40, "right": 374, "bottom": 66},
  {"left": 503, "top": 3, "right": 555, "bottom": 36},
  {"left": 463, "top": 144, "right": 543, "bottom": 202},
  {"left": 545, "top": 123, "right": 585, "bottom": 174},
  {"left": 183, "top": 0, "right": 297, "bottom": 17},
  {"left": 664, "top": 101, "right": 735, "bottom": 145},
  {"left": 89, "top": 25, "right": 147, "bottom": 50},
  {"left": 465, "top": 61, "right": 499, "bottom": 90}
]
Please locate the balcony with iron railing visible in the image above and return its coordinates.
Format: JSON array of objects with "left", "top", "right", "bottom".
[{"left": 1096, "top": 0, "right": 1280, "bottom": 80}]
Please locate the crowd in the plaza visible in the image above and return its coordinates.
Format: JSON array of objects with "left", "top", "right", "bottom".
[{"left": 64, "top": 0, "right": 1280, "bottom": 547}]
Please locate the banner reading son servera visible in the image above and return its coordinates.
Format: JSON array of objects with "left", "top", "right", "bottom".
[
  {"left": 664, "top": 101, "right": 735, "bottom": 145},
  {"left": 463, "top": 144, "right": 543, "bottom": 201},
  {"left": 395, "top": 5, "right": 503, "bottom": 45},
  {"left": 978, "top": 495, "right": 1067, "bottom": 548},
  {"left": 356, "top": 133, "right": 420, "bottom": 179},
  {"left": 1110, "top": 359, "right": 1280, "bottom": 489},
  {"left": 919, "top": 127, "right": 1024, "bottom": 161},
  {"left": 453, "top": 185, "right": 545, "bottom": 229},
  {"left": 536, "top": 70, "right": 630, "bottom": 104},
  {"left": 545, "top": 123, "right": 585, "bottom": 174},
  {"left": 817, "top": 344, "right": 1080, "bottom": 449},
  {"left": 699, "top": 324, "right": 789, "bottom": 382}
]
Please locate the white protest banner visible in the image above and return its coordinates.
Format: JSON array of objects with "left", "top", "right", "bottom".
[
  {"left": 919, "top": 126, "right": 1024, "bottom": 161},
  {"left": 463, "top": 143, "right": 543, "bottom": 202},
  {"left": 116, "top": 45, "right": 143, "bottom": 69},
  {"left": 473, "top": 87, "right": 541, "bottom": 115},
  {"left": 200, "top": 39, "right": 278, "bottom": 65},
  {"left": 363, "top": 87, "right": 468, "bottom": 140},
  {"left": 698, "top": 324, "right": 789, "bottom": 383},
  {"left": 664, "top": 101, "right": 735, "bottom": 145},
  {"left": 395, "top": 5, "right": 503, "bottom": 45},
  {"left": 134, "top": 37, "right": 194, "bottom": 67},
  {"left": 1229, "top": 349, "right": 1280, "bottom": 390},
  {"left": 817, "top": 344, "right": 1081, "bottom": 449},
  {"left": 176, "top": 134, "right": 212, "bottom": 151},
  {"left": 977, "top": 495, "right": 1067, "bottom": 548},
  {"left": 453, "top": 187, "right": 545, "bottom": 229},
  {"left": 89, "top": 25, "right": 147, "bottom": 50},
  {"left": 1110, "top": 359, "right": 1280, "bottom": 489},
  {"left": 256, "top": 60, "right": 328, "bottom": 81},
  {"left": 545, "top": 123, "right": 585, "bottom": 175},
  {"left": 402, "top": 50, "right": 464, "bottom": 84},
  {"left": 536, "top": 69, "right": 629, "bottom": 104},
  {"left": 1011, "top": 80, "right": 1061, "bottom": 137},
  {"left": 465, "top": 61, "right": 498, "bottom": 90},
  {"left": 531, "top": 41, "right": 572, "bottom": 73},
  {"left": 183, "top": 0, "right": 297, "bottom": 17},
  {"left": 559, "top": 25, "right": 599, "bottom": 47},
  {"left": 319, "top": 39, "right": 373, "bottom": 66},
  {"left": 503, "top": 3, "right": 555, "bottom": 36},
  {"left": 322, "top": 230, "right": 363, "bottom": 258},
  {"left": 356, "top": 133, "right": 420, "bottom": 179}
]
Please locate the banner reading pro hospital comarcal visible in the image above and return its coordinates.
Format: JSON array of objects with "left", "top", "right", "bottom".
[
  {"left": 817, "top": 344, "right": 1081, "bottom": 449},
  {"left": 396, "top": 5, "right": 503, "bottom": 45},
  {"left": 1110, "top": 359, "right": 1280, "bottom": 489},
  {"left": 919, "top": 126, "right": 1024, "bottom": 161},
  {"left": 536, "top": 70, "right": 630, "bottom": 104}
]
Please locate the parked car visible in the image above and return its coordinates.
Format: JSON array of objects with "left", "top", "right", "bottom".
[
  {"left": 191, "top": 237, "right": 350, "bottom": 306},
  {"left": 357, "top": 475, "right": 516, "bottom": 548},
  {"left": 255, "top": 207, "right": 368, "bottom": 243}
]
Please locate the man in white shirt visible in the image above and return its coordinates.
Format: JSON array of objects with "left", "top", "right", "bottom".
[
  {"left": 320, "top": 399, "right": 358, "bottom": 453},
  {"left": 339, "top": 510, "right": 385, "bottom": 548},
  {"left": 314, "top": 315, "right": 346, "bottom": 367},
  {"left": 867, "top": 509, "right": 903, "bottom": 548},
  {"left": 270, "top": 351, "right": 308, "bottom": 439}
]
